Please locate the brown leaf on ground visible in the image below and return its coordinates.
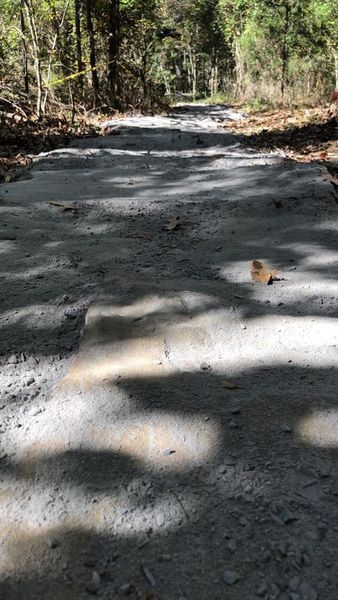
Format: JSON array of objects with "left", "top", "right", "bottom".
[
  {"left": 251, "top": 259, "right": 279, "bottom": 284},
  {"left": 0, "top": 196, "right": 7, "bottom": 204},
  {"left": 222, "top": 379, "right": 240, "bottom": 390},
  {"left": 221, "top": 106, "right": 337, "bottom": 164},
  {"left": 48, "top": 200, "right": 77, "bottom": 213},
  {"left": 164, "top": 215, "right": 182, "bottom": 231}
]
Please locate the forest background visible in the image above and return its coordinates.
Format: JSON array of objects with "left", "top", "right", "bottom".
[{"left": 1, "top": 0, "right": 337, "bottom": 119}]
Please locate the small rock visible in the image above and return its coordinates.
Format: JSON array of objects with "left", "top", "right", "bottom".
[
  {"left": 29, "top": 406, "right": 43, "bottom": 416},
  {"left": 7, "top": 355, "right": 18, "bottom": 365},
  {"left": 228, "top": 539, "right": 237, "bottom": 553},
  {"left": 159, "top": 553, "right": 172, "bottom": 561},
  {"left": 224, "top": 456, "right": 237, "bottom": 466},
  {"left": 223, "top": 569, "right": 240, "bottom": 585},
  {"left": 289, "top": 594, "right": 300, "bottom": 600},
  {"left": 83, "top": 559, "right": 96, "bottom": 568},
  {"left": 65, "top": 311, "right": 77, "bottom": 319},
  {"left": 281, "top": 423, "right": 292, "bottom": 433},
  {"left": 279, "top": 508, "right": 297, "bottom": 524},
  {"left": 240, "top": 323, "right": 247, "bottom": 330},
  {"left": 142, "top": 565, "right": 156, "bottom": 587},
  {"left": 200, "top": 362, "right": 211, "bottom": 371},
  {"left": 119, "top": 583, "right": 133, "bottom": 595},
  {"left": 162, "top": 448, "right": 175, "bottom": 456},
  {"left": 26, "top": 377, "right": 35, "bottom": 386},
  {"left": 289, "top": 575, "right": 301, "bottom": 592},
  {"left": 229, "top": 405, "right": 241, "bottom": 414},
  {"left": 298, "top": 582, "right": 317, "bottom": 600},
  {"left": 239, "top": 516, "right": 248, "bottom": 526},
  {"left": 256, "top": 582, "right": 268, "bottom": 597},
  {"left": 86, "top": 571, "right": 101, "bottom": 594},
  {"left": 48, "top": 538, "right": 59, "bottom": 549}
]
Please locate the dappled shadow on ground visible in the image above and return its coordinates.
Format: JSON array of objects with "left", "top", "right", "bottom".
[
  {"left": 0, "top": 111, "right": 338, "bottom": 598},
  {"left": 1, "top": 363, "right": 338, "bottom": 598}
]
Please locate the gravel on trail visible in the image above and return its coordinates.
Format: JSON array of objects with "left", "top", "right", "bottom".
[{"left": 0, "top": 104, "right": 338, "bottom": 599}]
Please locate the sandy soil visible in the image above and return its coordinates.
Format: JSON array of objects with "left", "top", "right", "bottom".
[{"left": 0, "top": 104, "right": 338, "bottom": 600}]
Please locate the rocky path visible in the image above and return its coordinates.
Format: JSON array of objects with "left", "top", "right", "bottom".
[{"left": 0, "top": 104, "right": 338, "bottom": 599}]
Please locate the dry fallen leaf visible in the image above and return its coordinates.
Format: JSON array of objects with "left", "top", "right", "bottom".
[
  {"left": 164, "top": 215, "right": 182, "bottom": 231},
  {"left": 48, "top": 200, "right": 77, "bottom": 213},
  {"left": 251, "top": 259, "right": 279, "bottom": 285},
  {"left": 0, "top": 196, "right": 7, "bottom": 205},
  {"left": 222, "top": 379, "right": 240, "bottom": 390}
]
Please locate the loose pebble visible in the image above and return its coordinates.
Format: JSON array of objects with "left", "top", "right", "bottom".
[{"left": 223, "top": 569, "right": 240, "bottom": 585}]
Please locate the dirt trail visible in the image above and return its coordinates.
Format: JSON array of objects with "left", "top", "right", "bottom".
[{"left": 1, "top": 104, "right": 338, "bottom": 599}]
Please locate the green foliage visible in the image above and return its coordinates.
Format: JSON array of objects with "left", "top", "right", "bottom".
[{"left": 0, "top": 0, "right": 336, "bottom": 115}]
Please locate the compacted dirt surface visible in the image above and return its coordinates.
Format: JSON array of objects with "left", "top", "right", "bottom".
[{"left": 1, "top": 104, "right": 338, "bottom": 600}]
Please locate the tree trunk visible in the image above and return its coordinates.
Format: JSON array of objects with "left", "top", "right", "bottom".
[
  {"left": 23, "top": 0, "right": 43, "bottom": 117},
  {"left": 188, "top": 45, "right": 197, "bottom": 100},
  {"left": 20, "top": 0, "right": 29, "bottom": 97},
  {"left": 107, "top": 0, "right": 120, "bottom": 106},
  {"left": 334, "top": 51, "right": 338, "bottom": 91},
  {"left": 85, "top": 0, "right": 99, "bottom": 106},
  {"left": 281, "top": 0, "right": 290, "bottom": 99},
  {"left": 234, "top": 35, "right": 244, "bottom": 99},
  {"left": 74, "top": 0, "right": 84, "bottom": 92}
]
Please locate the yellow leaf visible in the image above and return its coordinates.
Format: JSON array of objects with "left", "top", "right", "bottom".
[
  {"left": 222, "top": 379, "right": 240, "bottom": 390},
  {"left": 250, "top": 259, "right": 279, "bottom": 285}
]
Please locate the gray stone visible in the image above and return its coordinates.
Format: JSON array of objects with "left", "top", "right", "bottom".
[
  {"left": 228, "top": 539, "right": 237, "bottom": 553},
  {"left": 119, "top": 583, "right": 133, "bottom": 595},
  {"left": 200, "top": 362, "right": 211, "bottom": 371},
  {"left": 86, "top": 571, "right": 100, "bottom": 594},
  {"left": 223, "top": 569, "right": 240, "bottom": 585},
  {"left": 289, "top": 575, "right": 301, "bottom": 592},
  {"left": 162, "top": 448, "right": 175, "bottom": 456},
  {"left": 142, "top": 565, "right": 156, "bottom": 587},
  {"left": 7, "top": 355, "right": 18, "bottom": 365},
  {"left": 298, "top": 582, "right": 317, "bottom": 600},
  {"left": 256, "top": 582, "right": 268, "bottom": 596},
  {"left": 48, "top": 537, "right": 59, "bottom": 549},
  {"left": 279, "top": 508, "right": 297, "bottom": 524}
]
